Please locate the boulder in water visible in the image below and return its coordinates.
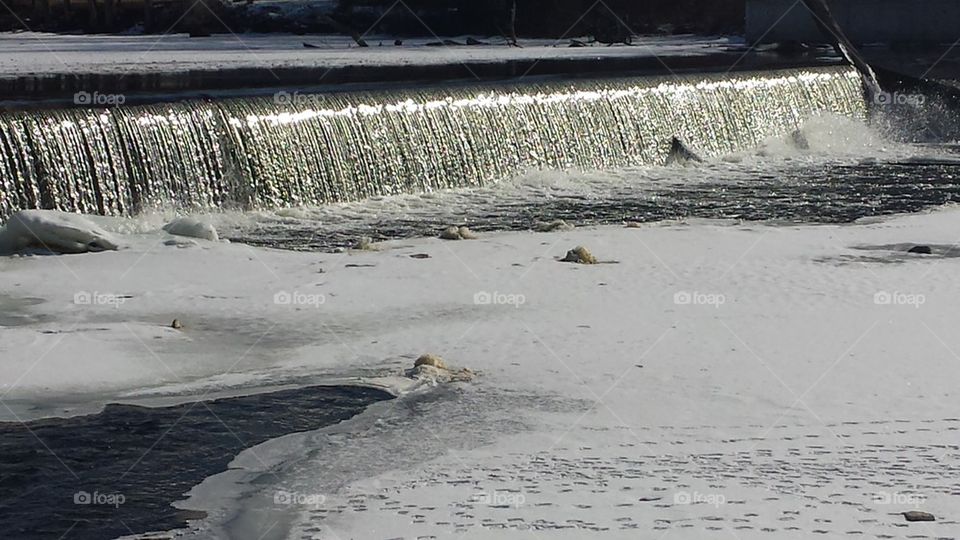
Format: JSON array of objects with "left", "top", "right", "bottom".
[
  {"left": 561, "top": 246, "right": 598, "bottom": 265},
  {"left": 162, "top": 217, "right": 219, "bottom": 242},
  {"left": 908, "top": 245, "right": 932, "bottom": 254},
  {"left": 534, "top": 219, "right": 574, "bottom": 232},
  {"left": 440, "top": 226, "right": 462, "bottom": 240},
  {"left": 0, "top": 210, "right": 119, "bottom": 254},
  {"left": 353, "top": 236, "right": 381, "bottom": 251},
  {"left": 665, "top": 137, "right": 702, "bottom": 165}
]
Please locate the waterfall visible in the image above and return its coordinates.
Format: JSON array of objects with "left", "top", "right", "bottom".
[{"left": 0, "top": 66, "right": 867, "bottom": 218}]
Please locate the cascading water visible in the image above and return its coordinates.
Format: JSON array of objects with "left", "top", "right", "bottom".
[{"left": 0, "top": 66, "right": 867, "bottom": 219}]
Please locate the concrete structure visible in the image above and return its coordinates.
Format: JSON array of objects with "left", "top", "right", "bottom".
[{"left": 747, "top": 0, "right": 960, "bottom": 45}]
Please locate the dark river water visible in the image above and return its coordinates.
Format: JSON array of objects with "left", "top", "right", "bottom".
[
  {"left": 0, "top": 386, "right": 393, "bottom": 540},
  {"left": 223, "top": 153, "right": 960, "bottom": 251}
]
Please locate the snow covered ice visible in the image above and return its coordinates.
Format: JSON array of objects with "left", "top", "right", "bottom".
[{"left": 3, "top": 192, "right": 960, "bottom": 539}]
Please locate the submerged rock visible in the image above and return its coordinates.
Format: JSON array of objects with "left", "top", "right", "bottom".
[
  {"left": 0, "top": 209, "right": 119, "bottom": 254},
  {"left": 561, "top": 246, "right": 598, "bottom": 264},
  {"left": 903, "top": 511, "right": 935, "bottom": 522},
  {"left": 534, "top": 219, "right": 574, "bottom": 232},
  {"left": 163, "top": 237, "right": 199, "bottom": 248},
  {"left": 908, "top": 245, "right": 932, "bottom": 254},
  {"left": 162, "top": 217, "right": 219, "bottom": 242}
]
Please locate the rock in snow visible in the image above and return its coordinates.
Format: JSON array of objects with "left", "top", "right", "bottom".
[
  {"left": 162, "top": 217, "right": 219, "bottom": 242},
  {"left": 903, "top": 511, "right": 936, "bottom": 522},
  {"left": 0, "top": 209, "right": 119, "bottom": 254},
  {"left": 439, "top": 226, "right": 477, "bottom": 240},
  {"left": 414, "top": 353, "right": 447, "bottom": 370},
  {"left": 561, "top": 245, "right": 598, "bottom": 264}
]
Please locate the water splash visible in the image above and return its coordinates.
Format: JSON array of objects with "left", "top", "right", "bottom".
[{"left": 0, "top": 67, "right": 867, "bottom": 219}]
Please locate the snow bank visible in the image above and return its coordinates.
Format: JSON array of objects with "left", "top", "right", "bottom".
[{"left": 0, "top": 209, "right": 119, "bottom": 254}]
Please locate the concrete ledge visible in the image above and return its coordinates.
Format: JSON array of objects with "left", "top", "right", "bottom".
[{"left": 0, "top": 52, "right": 841, "bottom": 109}]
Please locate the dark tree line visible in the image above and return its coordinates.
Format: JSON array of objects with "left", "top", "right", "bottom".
[{"left": 2, "top": 0, "right": 744, "bottom": 37}]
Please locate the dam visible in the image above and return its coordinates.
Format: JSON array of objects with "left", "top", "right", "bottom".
[{"left": 0, "top": 66, "right": 867, "bottom": 219}]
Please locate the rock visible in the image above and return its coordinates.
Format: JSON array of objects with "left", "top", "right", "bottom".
[
  {"left": 409, "top": 253, "right": 431, "bottom": 259},
  {"left": 903, "top": 511, "right": 935, "bottom": 522},
  {"left": 0, "top": 209, "right": 119, "bottom": 254},
  {"left": 439, "top": 226, "right": 462, "bottom": 240},
  {"left": 439, "top": 226, "right": 477, "bottom": 240},
  {"left": 414, "top": 353, "right": 447, "bottom": 370},
  {"left": 353, "top": 236, "right": 379, "bottom": 250},
  {"left": 561, "top": 246, "right": 598, "bottom": 264},
  {"left": 534, "top": 219, "right": 574, "bottom": 232},
  {"left": 908, "top": 245, "right": 932, "bottom": 254},
  {"left": 162, "top": 217, "right": 219, "bottom": 242},
  {"left": 665, "top": 136, "right": 703, "bottom": 165},
  {"left": 171, "top": 319, "right": 183, "bottom": 329}
]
